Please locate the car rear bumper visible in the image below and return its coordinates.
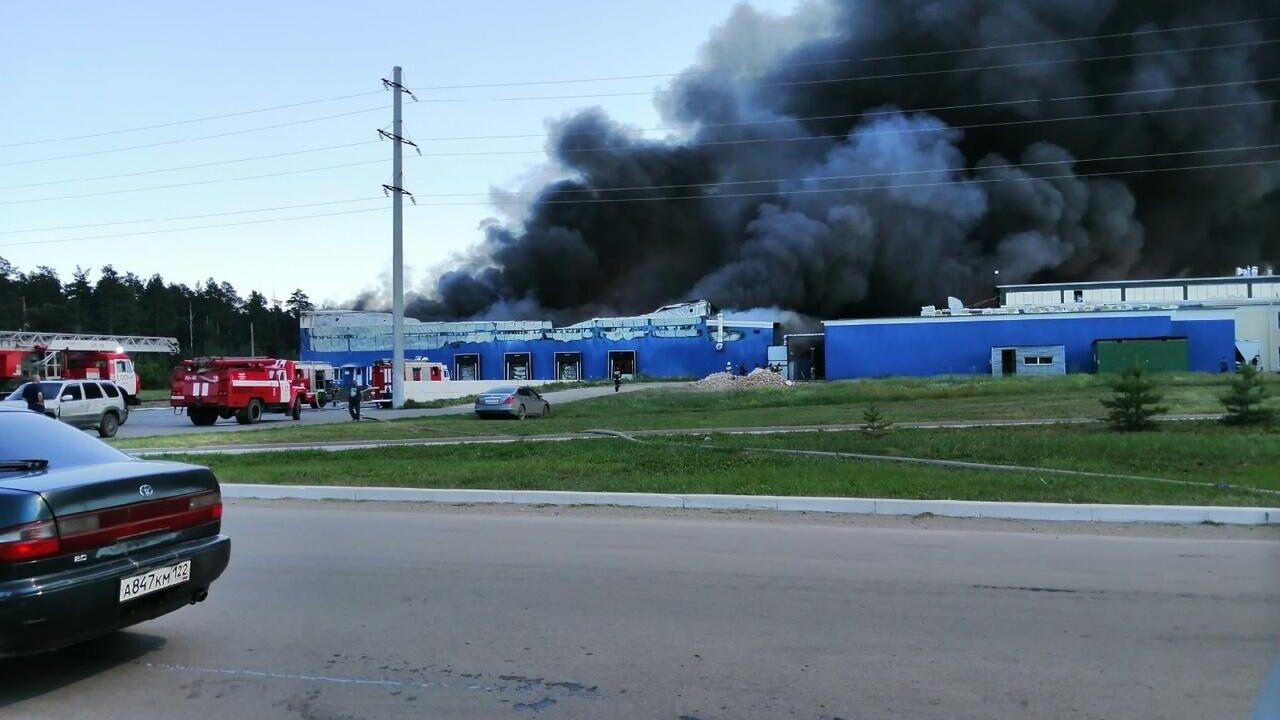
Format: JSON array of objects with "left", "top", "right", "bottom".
[
  {"left": 474, "top": 407, "right": 516, "bottom": 417},
  {"left": 0, "top": 533, "right": 230, "bottom": 657}
]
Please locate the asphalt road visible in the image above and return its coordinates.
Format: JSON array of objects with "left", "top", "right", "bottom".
[
  {"left": 115, "top": 382, "right": 678, "bottom": 439},
  {"left": 4, "top": 502, "right": 1277, "bottom": 719}
]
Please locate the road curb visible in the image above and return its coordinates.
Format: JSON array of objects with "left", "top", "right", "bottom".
[{"left": 220, "top": 484, "right": 1279, "bottom": 525}]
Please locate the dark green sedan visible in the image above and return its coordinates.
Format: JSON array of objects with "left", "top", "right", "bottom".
[{"left": 0, "top": 406, "right": 230, "bottom": 657}]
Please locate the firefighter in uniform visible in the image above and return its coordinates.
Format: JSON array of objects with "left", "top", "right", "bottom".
[
  {"left": 348, "top": 382, "right": 362, "bottom": 421},
  {"left": 21, "top": 374, "right": 46, "bottom": 416}
]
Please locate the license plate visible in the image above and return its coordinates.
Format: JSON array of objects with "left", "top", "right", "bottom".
[
  {"left": 483, "top": 397, "right": 500, "bottom": 404},
  {"left": 119, "top": 560, "right": 191, "bottom": 602}
]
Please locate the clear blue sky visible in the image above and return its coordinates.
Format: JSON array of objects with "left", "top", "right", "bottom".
[{"left": 0, "top": 0, "right": 801, "bottom": 307}]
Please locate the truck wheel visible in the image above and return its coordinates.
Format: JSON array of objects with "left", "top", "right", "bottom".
[
  {"left": 98, "top": 412, "right": 120, "bottom": 438},
  {"left": 123, "top": 392, "right": 141, "bottom": 407},
  {"left": 236, "top": 398, "right": 264, "bottom": 425},
  {"left": 309, "top": 394, "right": 320, "bottom": 410},
  {"left": 190, "top": 409, "right": 217, "bottom": 426},
  {"left": 291, "top": 398, "right": 302, "bottom": 421}
]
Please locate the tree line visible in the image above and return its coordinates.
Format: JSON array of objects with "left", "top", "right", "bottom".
[{"left": 0, "top": 258, "right": 314, "bottom": 386}]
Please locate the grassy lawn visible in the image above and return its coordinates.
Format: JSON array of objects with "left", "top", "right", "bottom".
[
  {"left": 114, "top": 373, "right": 1264, "bottom": 450},
  {"left": 137, "top": 389, "right": 171, "bottom": 403},
  {"left": 666, "top": 421, "right": 1280, "bottom": 492},
  {"left": 178, "top": 430, "right": 1275, "bottom": 506}
]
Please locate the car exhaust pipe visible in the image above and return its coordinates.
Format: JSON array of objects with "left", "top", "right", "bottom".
[{"left": 190, "top": 589, "right": 209, "bottom": 604}]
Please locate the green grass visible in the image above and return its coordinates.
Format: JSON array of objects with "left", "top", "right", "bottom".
[
  {"left": 178, "top": 432, "right": 1274, "bottom": 506},
  {"left": 668, "top": 421, "right": 1280, "bottom": 492},
  {"left": 114, "top": 373, "right": 1267, "bottom": 449},
  {"left": 137, "top": 389, "right": 171, "bottom": 403}
]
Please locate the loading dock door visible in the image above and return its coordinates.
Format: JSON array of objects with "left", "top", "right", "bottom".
[
  {"left": 455, "top": 354, "right": 480, "bottom": 381},
  {"left": 608, "top": 351, "right": 636, "bottom": 379},
  {"left": 554, "top": 352, "right": 582, "bottom": 381},
  {"left": 505, "top": 353, "right": 531, "bottom": 381}
]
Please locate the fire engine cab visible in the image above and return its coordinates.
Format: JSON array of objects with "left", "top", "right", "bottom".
[
  {"left": 0, "top": 331, "right": 178, "bottom": 404},
  {"left": 171, "top": 357, "right": 307, "bottom": 426}
]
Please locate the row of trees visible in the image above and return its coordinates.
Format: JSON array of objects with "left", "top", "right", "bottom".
[
  {"left": 0, "top": 259, "right": 315, "bottom": 382},
  {"left": 1103, "top": 363, "right": 1275, "bottom": 430}
]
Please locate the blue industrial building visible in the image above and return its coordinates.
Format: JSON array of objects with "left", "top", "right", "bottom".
[
  {"left": 824, "top": 308, "right": 1237, "bottom": 379},
  {"left": 300, "top": 301, "right": 779, "bottom": 385}
]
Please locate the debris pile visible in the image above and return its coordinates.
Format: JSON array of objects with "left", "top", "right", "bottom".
[{"left": 692, "top": 368, "right": 792, "bottom": 391}]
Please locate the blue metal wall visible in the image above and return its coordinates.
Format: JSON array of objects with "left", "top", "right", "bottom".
[
  {"left": 824, "top": 314, "right": 1234, "bottom": 379},
  {"left": 302, "top": 322, "right": 778, "bottom": 382},
  {"left": 1171, "top": 318, "right": 1237, "bottom": 372}
]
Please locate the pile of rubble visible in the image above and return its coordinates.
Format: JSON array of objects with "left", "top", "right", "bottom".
[{"left": 692, "top": 367, "right": 792, "bottom": 391}]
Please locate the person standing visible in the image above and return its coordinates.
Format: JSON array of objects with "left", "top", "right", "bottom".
[
  {"left": 347, "top": 382, "right": 362, "bottom": 421},
  {"left": 21, "top": 374, "right": 45, "bottom": 415},
  {"left": 613, "top": 368, "right": 622, "bottom": 393}
]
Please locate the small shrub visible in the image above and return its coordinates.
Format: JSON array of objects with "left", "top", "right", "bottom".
[
  {"left": 861, "top": 403, "right": 893, "bottom": 436},
  {"left": 1100, "top": 363, "right": 1167, "bottom": 431},
  {"left": 1220, "top": 364, "right": 1275, "bottom": 426}
]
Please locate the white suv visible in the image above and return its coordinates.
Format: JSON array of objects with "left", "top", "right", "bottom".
[{"left": 4, "top": 379, "right": 129, "bottom": 438}]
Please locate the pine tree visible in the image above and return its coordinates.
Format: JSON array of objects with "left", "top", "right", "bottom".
[
  {"left": 862, "top": 402, "right": 893, "bottom": 436},
  {"left": 1220, "top": 363, "right": 1275, "bottom": 426},
  {"left": 1100, "top": 363, "right": 1167, "bottom": 431}
]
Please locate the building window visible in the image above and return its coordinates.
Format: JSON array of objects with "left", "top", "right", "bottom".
[
  {"left": 1072, "top": 290, "right": 1084, "bottom": 303},
  {"left": 1023, "top": 356, "right": 1054, "bottom": 365}
]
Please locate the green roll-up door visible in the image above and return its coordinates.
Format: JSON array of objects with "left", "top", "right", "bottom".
[{"left": 1094, "top": 338, "right": 1189, "bottom": 373}]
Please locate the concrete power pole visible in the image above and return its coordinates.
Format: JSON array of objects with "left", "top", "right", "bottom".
[
  {"left": 391, "top": 66, "right": 405, "bottom": 409},
  {"left": 380, "top": 66, "right": 418, "bottom": 409}
]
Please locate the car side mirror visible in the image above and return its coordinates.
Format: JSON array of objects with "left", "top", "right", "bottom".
[{"left": 61, "top": 394, "right": 74, "bottom": 402}]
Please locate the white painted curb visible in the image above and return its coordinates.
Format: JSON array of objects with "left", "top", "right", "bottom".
[{"left": 220, "top": 484, "right": 1279, "bottom": 525}]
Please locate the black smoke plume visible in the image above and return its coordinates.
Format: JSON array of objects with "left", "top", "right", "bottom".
[{"left": 407, "top": 0, "right": 1279, "bottom": 321}]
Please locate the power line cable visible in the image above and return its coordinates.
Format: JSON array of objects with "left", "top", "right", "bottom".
[
  {"left": 408, "top": 17, "right": 1279, "bottom": 91},
  {"left": 407, "top": 143, "right": 1280, "bottom": 198},
  {"left": 405, "top": 99, "right": 1276, "bottom": 157},
  {"left": 8, "top": 78, "right": 1265, "bottom": 193},
  {"left": 2, "top": 16, "right": 1268, "bottom": 151},
  {"left": 408, "top": 158, "right": 1280, "bottom": 206},
  {"left": 0, "top": 105, "right": 389, "bottom": 168},
  {"left": 0, "top": 196, "right": 386, "bottom": 236},
  {"left": 2, "top": 98, "right": 1268, "bottom": 205},
  {"left": 0, "top": 159, "right": 385, "bottom": 206},
  {"left": 0, "top": 90, "right": 387, "bottom": 149},
  {"left": 407, "top": 39, "right": 1276, "bottom": 102},
  {"left": 406, "top": 78, "right": 1276, "bottom": 142},
  {"left": 7, "top": 78, "right": 1262, "bottom": 193},
  {"left": 0, "top": 141, "right": 381, "bottom": 190},
  {"left": 0, "top": 206, "right": 388, "bottom": 248},
  {"left": 2, "top": 142, "right": 1265, "bottom": 234},
  {"left": 3, "top": 158, "right": 1273, "bottom": 248}
]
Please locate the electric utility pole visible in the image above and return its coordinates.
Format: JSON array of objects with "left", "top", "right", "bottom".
[{"left": 380, "top": 66, "right": 418, "bottom": 408}]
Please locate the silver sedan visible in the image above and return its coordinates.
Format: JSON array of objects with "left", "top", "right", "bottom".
[{"left": 473, "top": 386, "right": 550, "bottom": 419}]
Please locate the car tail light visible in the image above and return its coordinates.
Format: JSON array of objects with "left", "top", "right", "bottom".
[
  {"left": 0, "top": 519, "right": 60, "bottom": 562},
  {"left": 504, "top": 395, "right": 515, "bottom": 405},
  {"left": 189, "top": 490, "right": 223, "bottom": 520},
  {"left": 57, "top": 490, "right": 223, "bottom": 553}
]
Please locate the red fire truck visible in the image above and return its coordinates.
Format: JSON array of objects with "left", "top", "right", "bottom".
[
  {"left": 171, "top": 357, "right": 307, "bottom": 426},
  {"left": 370, "top": 358, "right": 450, "bottom": 406},
  {"left": 0, "top": 331, "right": 178, "bottom": 403}
]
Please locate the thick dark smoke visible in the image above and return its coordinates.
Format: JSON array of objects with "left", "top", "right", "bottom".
[{"left": 406, "top": 0, "right": 1279, "bottom": 321}]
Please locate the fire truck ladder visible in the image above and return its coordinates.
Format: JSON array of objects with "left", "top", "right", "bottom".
[{"left": 0, "top": 332, "right": 180, "bottom": 354}]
